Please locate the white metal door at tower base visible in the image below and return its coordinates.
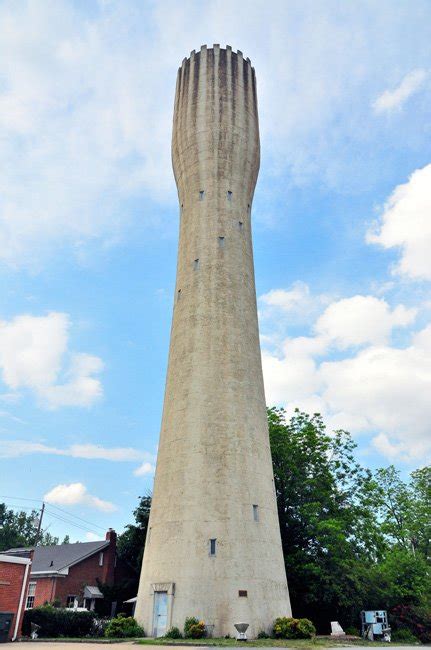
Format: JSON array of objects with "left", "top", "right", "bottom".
[{"left": 153, "top": 591, "right": 168, "bottom": 637}]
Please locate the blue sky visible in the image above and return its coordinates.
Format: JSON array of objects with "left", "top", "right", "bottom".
[{"left": 1, "top": 0, "right": 430, "bottom": 541}]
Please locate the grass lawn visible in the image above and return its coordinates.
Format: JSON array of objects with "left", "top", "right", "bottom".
[{"left": 136, "top": 637, "right": 401, "bottom": 648}]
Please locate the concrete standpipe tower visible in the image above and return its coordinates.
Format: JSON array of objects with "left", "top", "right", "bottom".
[{"left": 135, "top": 44, "right": 291, "bottom": 639}]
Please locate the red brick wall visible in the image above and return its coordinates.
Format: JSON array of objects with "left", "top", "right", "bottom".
[
  {"left": 50, "top": 534, "right": 116, "bottom": 606},
  {"left": 32, "top": 577, "right": 57, "bottom": 608},
  {"left": 0, "top": 559, "right": 30, "bottom": 639},
  {"left": 31, "top": 531, "right": 118, "bottom": 609}
]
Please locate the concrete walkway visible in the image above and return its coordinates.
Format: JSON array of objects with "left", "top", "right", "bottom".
[{"left": 16, "top": 639, "right": 418, "bottom": 650}]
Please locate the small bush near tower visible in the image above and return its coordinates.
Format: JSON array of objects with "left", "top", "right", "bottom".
[
  {"left": 184, "top": 617, "right": 206, "bottom": 638},
  {"left": 273, "top": 617, "right": 316, "bottom": 639},
  {"left": 104, "top": 615, "right": 144, "bottom": 638},
  {"left": 164, "top": 626, "right": 183, "bottom": 639}
]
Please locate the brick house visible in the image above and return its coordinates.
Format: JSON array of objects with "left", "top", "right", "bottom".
[
  {"left": 0, "top": 550, "right": 33, "bottom": 640},
  {"left": 7, "top": 529, "right": 122, "bottom": 615}
]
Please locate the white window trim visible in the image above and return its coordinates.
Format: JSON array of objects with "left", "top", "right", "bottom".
[{"left": 25, "top": 582, "right": 36, "bottom": 610}]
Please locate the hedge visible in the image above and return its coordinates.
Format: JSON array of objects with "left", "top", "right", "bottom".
[{"left": 22, "top": 605, "right": 95, "bottom": 638}]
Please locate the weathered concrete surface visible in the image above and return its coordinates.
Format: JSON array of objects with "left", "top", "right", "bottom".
[{"left": 135, "top": 44, "right": 291, "bottom": 638}]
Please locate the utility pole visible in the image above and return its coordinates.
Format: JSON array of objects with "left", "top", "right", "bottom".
[{"left": 34, "top": 502, "right": 45, "bottom": 546}]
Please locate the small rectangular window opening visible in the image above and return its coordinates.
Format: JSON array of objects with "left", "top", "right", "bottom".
[
  {"left": 218, "top": 236, "right": 225, "bottom": 247},
  {"left": 227, "top": 190, "right": 232, "bottom": 201},
  {"left": 199, "top": 190, "right": 205, "bottom": 201},
  {"left": 26, "top": 582, "right": 36, "bottom": 610},
  {"left": 253, "top": 504, "right": 259, "bottom": 522},
  {"left": 194, "top": 258, "right": 200, "bottom": 270},
  {"left": 209, "top": 538, "right": 217, "bottom": 556},
  {"left": 238, "top": 590, "right": 248, "bottom": 598},
  {"left": 177, "top": 289, "right": 181, "bottom": 301},
  {"left": 239, "top": 221, "right": 244, "bottom": 230}
]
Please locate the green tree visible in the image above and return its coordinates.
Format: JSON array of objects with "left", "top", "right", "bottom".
[
  {"left": 268, "top": 408, "right": 380, "bottom": 630},
  {"left": 0, "top": 503, "right": 40, "bottom": 550},
  {"left": 117, "top": 494, "right": 151, "bottom": 592},
  {"left": 0, "top": 503, "right": 65, "bottom": 550}
]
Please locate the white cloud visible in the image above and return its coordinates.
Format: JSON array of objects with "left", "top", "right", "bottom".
[
  {"left": 259, "top": 282, "right": 332, "bottom": 331},
  {"left": 315, "top": 295, "right": 416, "bottom": 348},
  {"left": 133, "top": 461, "right": 156, "bottom": 477},
  {"left": 367, "top": 164, "right": 431, "bottom": 281},
  {"left": 0, "top": 2, "right": 429, "bottom": 266},
  {"left": 85, "top": 531, "right": 102, "bottom": 542},
  {"left": 0, "top": 439, "right": 153, "bottom": 463},
  {"left": 261, "top": 290, "right": 431, "bottom": 464},
  {"left": 0, "top": 312, "right": 103, "bottom": 408},
  {"left": 260, "top": 282, "right": 313, "bottom": 314},
  {"left": 44, "top": 482, "right": 116, "bottom": 512},
  {"left": 373, "top": 69, "right": 428, "bottom": 113}
]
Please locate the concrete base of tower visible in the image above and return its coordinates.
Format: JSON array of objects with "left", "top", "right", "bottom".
[{"left": 135, "top": 578, "right": 291, "bottom": 639}]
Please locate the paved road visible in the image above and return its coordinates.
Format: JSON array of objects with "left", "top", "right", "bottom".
[{"left": 18, "top": 640, "right": 418, "bottom": 650}]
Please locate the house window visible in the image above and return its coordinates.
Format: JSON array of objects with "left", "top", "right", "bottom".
[
  {"left": 194, "top": 258, "right": 200, "bottom": 270},
  {"left": 253, "top": 504, "right": 259, "bottom": 522},
  {"left": 209, "top": 538, "right": 217, "bottom": 556},
  {"left": 26, "top": 582, "right": 36, "bottom": 609},
  {"left": 227, "top": 190, "right": 232, "bottom": 201},
  {"left": 218, "top": 236, "right": 225, "bottom": 247},
  {"left": 99, "top": 552, "right": 104, "bottom": 566},
  {"left": 66, "top": 595, "right": 77, "bottom": 609},
  {"left": 199, "top": 190, "right": 205, "bottom": 201},
  {"left": 239, "top": 590, "right": 248, "bottom": 597}
]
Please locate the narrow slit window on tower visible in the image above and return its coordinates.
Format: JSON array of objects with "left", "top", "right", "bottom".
[
  {"left": 218, "top": 236, "right": 225, "bottom": 247},
  {"left": 253, "top": 504, "right": 259, "bottom": 522},
  {"left": 177, "top": 289, "right": 181, "bottom": 301},
  {"left": 194, "top": 258, "right": 200, "bottom": 270},
  {"left": 209, "top": 538, "right": 217, "bottom": 556},
  {"left": 239, "top": 221, "right": 244, "bottom": 230},
  {"left": 199, "top": 190, "right": 205, "bottom": 201},
  {"left": 227, "top": 190, "right": 232, "bottom": 201}
]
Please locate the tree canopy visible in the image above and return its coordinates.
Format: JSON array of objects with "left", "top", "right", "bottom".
[
  {"left": 268, "top": 407, "right": 430, "bottom": 632},
  {"left": 0, "top": 503, "right": 68, "bottom": 551}
]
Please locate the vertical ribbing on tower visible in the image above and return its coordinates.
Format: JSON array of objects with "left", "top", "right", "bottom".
[{"left": 135, "top": 45, "right": 291, "bottom": 638}]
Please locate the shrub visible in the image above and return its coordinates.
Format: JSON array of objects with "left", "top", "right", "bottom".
[
  {"left": 390, "top": 605, "right": 431, "bottom": 644},
  {"left": 104, "top": 615, "right": 144, "bottom": 638},
  {"left": 22, "top": 605, "right": 95, "bottom": 638},
  {"left": 165, "top": 626, "right": 183, "bottom": 639},
  {"left": 184, "top": 617, "right": 199, "bottom": 637},
  {"left": 391, "top": 628, "right": 419, "bottom": 643},
  {"left": 296, "top": 619, "right": 316, "bottom": 639},
  {"left": 184, "top": 617, "right": 206, "bottom": 639},
  {"left": 257, "top": 630, "right": 270, "bottom": 638},
  {"left": 273, "top": 617, "right": 316, "bottom": 639}
]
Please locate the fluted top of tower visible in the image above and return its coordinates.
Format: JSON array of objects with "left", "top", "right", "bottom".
[
  {"left": 172, "top": 44, "right": 260, "bottom": 201},
  {"left": 179, "top": 44, "right": 255, "bottom": 70}
]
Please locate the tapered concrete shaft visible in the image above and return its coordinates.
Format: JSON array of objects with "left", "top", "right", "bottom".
[{"left": 136, "top": 44, "right": 291, "bottom": 638}]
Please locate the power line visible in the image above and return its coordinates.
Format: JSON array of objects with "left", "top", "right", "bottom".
[
  {"left": 44, "top": 508, "right": 102, "bottom": 537},
  {"left": 2, "top": 499, "right": 103, "bottom": 538},
  {"left": 0, "top": 494, "right": 106, "bottom": 532},
  {"left": 0, "top": 495, "right": 41, "bottom": 503},
  {"left": 1, "top": 503, "right": 38, "bottom": 511},
  {"left": 46, "top": 503, "right": 106, "bottom": 531}
]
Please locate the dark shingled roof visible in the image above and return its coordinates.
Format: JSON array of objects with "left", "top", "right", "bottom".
[{"left": 29, "top": 540, "right": 108, "bottom": 573}]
